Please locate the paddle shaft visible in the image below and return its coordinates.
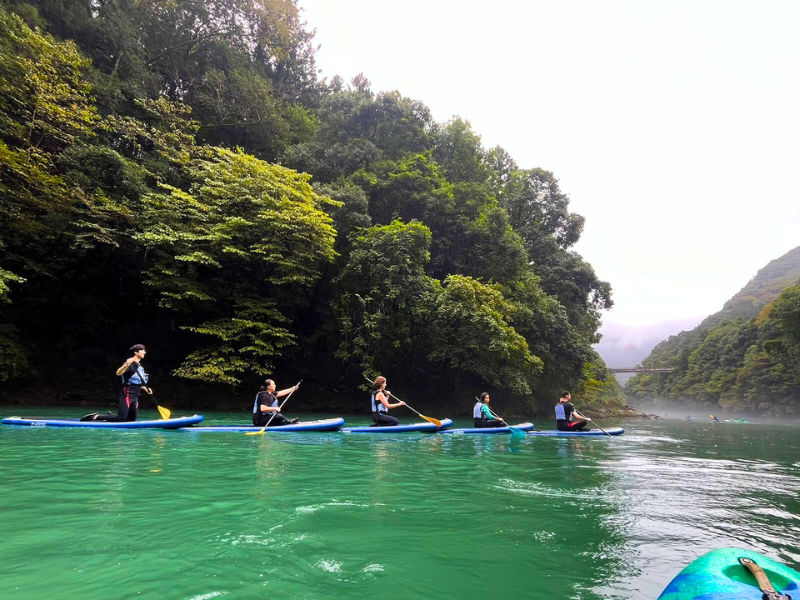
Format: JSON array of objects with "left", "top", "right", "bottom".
[
  {"left": 482, "top": 402, "right": 525, "bottom": 438},
  {"left": 248, "top": 380, "right": 301, "bottom": 436},
  {"left": 384, "top": 392, "right": 442, "bottom": 427},
  {"left": 572, "top": 405, "right": 612, "bottom": 437}
]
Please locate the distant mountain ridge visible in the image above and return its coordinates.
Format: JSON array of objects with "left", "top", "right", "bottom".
[
  {"left": 707, "top": 245, "right": 800, "bottom": 325},
  {"left": 626, "top": 245, "right": 800, "bottom": 416},
  {"left": 647, "top": 245, "right": 800, "bottom": 356}
]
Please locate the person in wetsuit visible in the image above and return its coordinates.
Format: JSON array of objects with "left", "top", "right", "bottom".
[
  {"left": 83, "top": 344, "right": 152, "bottom": 421},
  {"left": 555, "top": 390, "right": 590, "bottom": 432},
  {"left": 473, "top": 392, "right": 505, "bottom": 427},
  {"left": 371, "top": 376, "right": 405, "bottom": 426},
  {"left": 253, "top": 379, "right": 300, "bottom": 427}
]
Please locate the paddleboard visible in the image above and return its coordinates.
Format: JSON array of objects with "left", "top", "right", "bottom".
[
  {"left": 1, "top": 415, "right": 204, "bottom": 429},
  {"left": 441, "top": 422, "right": 534, "bottom": 435},
  {"left": 525, "top": 427, "right": 624, "bottom": 437},
  {"left": 182, "top": 418, "right": 345, "bottom": 432},
  {"left": 658, "top": 548, "right": 800, "bottom": 599},
  {"left": 342, "top": 418, "right": 453, "bottom": 433}
]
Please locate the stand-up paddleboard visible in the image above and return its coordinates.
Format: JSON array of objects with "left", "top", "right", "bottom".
[
  {"left": 181, "top": 418, "right": 345, "bottom": 432},
  {"left": 658, "top": 548, "right": 800, "bottom": 599},
  {"left": 526, "top": 427, "right": 624, "bottom": 437},
  {"left": 342, "top": 418, "right": 453, "bottom": 433},
  {"left": 441, "top": 422, "right": 534, "bottom": 435},
  {"left": 1, "top": 415, "right": 204, "bottom": 429}
]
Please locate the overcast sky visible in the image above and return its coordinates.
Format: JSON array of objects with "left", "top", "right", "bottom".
[{"left": 299, "top": 0, "right": 800, "bottom": 340}]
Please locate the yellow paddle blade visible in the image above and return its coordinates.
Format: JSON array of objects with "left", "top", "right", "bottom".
[
  {"left": 245, "top": 428, "right": 266, "bottom": 436},
  {"left": 157, "top": 406, "right": 171, "bottom": 420},
  {"left": 420, "top": 414, "right": 443, "bottom": 428}
]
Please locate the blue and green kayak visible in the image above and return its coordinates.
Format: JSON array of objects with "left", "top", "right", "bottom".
[{"left": 658, "top": 548, "right": 800, "bottom": 599}]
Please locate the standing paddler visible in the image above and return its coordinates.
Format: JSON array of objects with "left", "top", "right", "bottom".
[{"left": 82, "top": 344, "right": 152, "bottom": 421}]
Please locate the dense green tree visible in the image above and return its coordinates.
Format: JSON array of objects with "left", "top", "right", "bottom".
[
  {"left": 0, "top": 1, "right": 626, "bottom": 415},
  {"left": 136, "top": 147, "right": 337, "bottom": 384},
  {"left": 495, "top": 167, "right": 612, "bottom": 335},
  {"left": 0, "top": 7, "right": 100, "bottom": 293},
  {"left": 432, "top": 118, "right": 489, "bottom": 184},
  {"left": 333, "top": 219, "right": 434, "bottom": 376},
  {"left": 425, "top": 275, "right": 542, "bottom": 395}
]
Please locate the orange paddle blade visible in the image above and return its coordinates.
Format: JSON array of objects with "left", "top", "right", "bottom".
[{"left": 420, "top": 414, "right": 443, "bottom": 428}]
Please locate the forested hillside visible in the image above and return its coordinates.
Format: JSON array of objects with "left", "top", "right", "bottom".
[
  {"left": 627, "top": 247, "right": 800, "bottom": 416},
  {"left": 0, "top": 0, "right": 625, "bottom": 415}
]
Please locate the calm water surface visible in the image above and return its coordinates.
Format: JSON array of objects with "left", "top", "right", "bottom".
[{"left": 1, "top": 410, "right": 798, "bottom": 599}]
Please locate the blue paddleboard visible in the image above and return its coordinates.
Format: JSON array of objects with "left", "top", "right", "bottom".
[
  {"left": 526, "top": 427, "right": 624, "bottom": 437},
  {"left": 342, "top": 418, "right": 452, "bottom": 433},
  {"left": 1, "top": 415, "right": 204, "bottom": 429},
  {"left": 441, "top": 422, "right": 534, "bottom": 434},
  {"left": 182, "top": 418, "right": 344, "bottom": 432}
]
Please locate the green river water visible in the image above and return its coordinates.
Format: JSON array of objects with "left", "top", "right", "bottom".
[{"left": 1, "top": 409, "right": 798, "bottom": 599}]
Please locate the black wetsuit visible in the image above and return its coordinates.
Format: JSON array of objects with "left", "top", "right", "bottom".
[
  {"left": 253, "top": 391, "right": 290, "bottom": 427},
  {"left": 93, "top": 362, "right": 147, "bottom": 422},
  {"left": 371, "top": 392, "right": 399, "bottom": 426}
]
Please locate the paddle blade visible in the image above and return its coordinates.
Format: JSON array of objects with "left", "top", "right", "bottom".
[
  {"left": 509, "top": 426, "right": 526, "bottom": 439},
  {"left": 245, "top": 428, "right": 265, "bottom": 436},
  {"left": 420, "top": 414, "right": 443, "bottom": 428},
  {"left": 157, "top": 406, "right": 171, "bottom": 420}
]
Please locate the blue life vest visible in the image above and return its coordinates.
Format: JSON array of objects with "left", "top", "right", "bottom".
[
  {"left": 473, "top": 402, "right": 482, "bottom": 419},
  {"left": 371, "top": 392, "right": 388, "bottom": 413},
  {"left": 122, "top": 364, "right": 148, "bottom": 386},
  {"left": 555, "top": 403, "right": 567, "bottom": 420}
]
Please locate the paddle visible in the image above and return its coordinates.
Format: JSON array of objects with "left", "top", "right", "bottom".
[
  {"left": 362, "top": 376, "right": 443, "bottom": 427},
  {"left": 142, "top": 389, "right": 170, "bottom": 420},
  {"left": 246, "top": 380, "right": 302, "bottom": 436},
  {"left": 576, "top": 409, "right": 611, "bottom": 437},
  {"left": 738, "top": 557, "right": 791, "bottom": 600},
  {"left": 586, "top": 419, "right": 612, "bottom": 437},
  {"left": 477, "top": 399, "right": 525, "bottom": 439}
]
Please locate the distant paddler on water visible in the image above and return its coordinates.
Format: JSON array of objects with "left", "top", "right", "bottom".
[
  {"left": 473, "top": 394, "right": 526, "bottom": 438},
  {"left": 369, "top": 376, "right": 405, "bottom": 426},
  {"left": 82, "top": 344, "right": 159, "bottom": 422},
  {"left": 253, "top": 379, "right": 301, "bottom": 427},
  {"left": 367, "top": 375, "right": 443, "bottom": 427},
  {"left": 473, "top": 393, "right": 506, "bottom": 428},
  {"left": 554, "top": 391, "right": 590, "bottom": 432}
]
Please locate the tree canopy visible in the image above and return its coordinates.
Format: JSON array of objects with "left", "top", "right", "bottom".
[{"left": 0, "top": 1, "right": 622, "bottom": 414}]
